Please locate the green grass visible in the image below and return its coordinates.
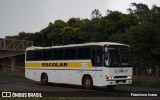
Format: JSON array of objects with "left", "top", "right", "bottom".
[
  {"left": 0, "top": 71, "right": 24, "bottom": 78},
  {"left": 132, "top": 78, "right": 160, "bottom": 88}
]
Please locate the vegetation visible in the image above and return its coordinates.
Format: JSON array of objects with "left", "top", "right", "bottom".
[
  {"left": 6, "top": 3, "right": 160, "bottom": 69},
  {"left": 132, "top": 78, "right": 160, "bottom": 88},
  {"left": 0, "top": 71, "right": 24, "bottom": 78}
]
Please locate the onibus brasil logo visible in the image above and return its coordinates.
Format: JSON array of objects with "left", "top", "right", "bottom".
[{"left": 2, "top": 92, "right": 42, "bottom": 98}]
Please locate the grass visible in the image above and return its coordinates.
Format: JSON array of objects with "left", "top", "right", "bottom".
[
  {"left": 132, "top": 77, "right": 160, "bottom": 88},
  {"left": 0, "top": 71, "right": 24, "bottom": 78}
]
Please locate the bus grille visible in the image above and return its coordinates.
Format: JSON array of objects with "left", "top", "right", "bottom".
[{"left": 115, "top": 76, "right": 127, "bottom": 78}]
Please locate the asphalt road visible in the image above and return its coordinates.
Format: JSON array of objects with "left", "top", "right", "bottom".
[{"left": 0, "top": 78, "right": 160, "bottom": 99}]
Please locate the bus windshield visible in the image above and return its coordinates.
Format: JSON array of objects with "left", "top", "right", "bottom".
[{"left": 107, "top": 48, "right": 130, "bottom": 67}]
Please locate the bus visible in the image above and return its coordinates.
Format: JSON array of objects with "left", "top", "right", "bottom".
[{"left": 25, "top": 42, "right": 132, "bottom": 89}]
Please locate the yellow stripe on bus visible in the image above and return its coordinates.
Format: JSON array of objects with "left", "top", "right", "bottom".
[{"left": 25, "top": 62, "right": 92, "bottom": 68}]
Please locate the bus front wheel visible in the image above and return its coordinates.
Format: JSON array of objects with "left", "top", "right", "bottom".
[
  {"left": 83, "top": 76, "right": 93, "bottom": 90},
  {"left": 41, "top": 74, "right": 48, "bottom": 86}
]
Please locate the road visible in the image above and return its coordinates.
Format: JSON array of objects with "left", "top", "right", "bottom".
[{"left": 0, "top": 78, "right": 160, "bottom": 99}]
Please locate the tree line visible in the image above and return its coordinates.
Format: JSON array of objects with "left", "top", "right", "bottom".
[{"left": 6, "top": 3, "right": 160, "bottom": 68}]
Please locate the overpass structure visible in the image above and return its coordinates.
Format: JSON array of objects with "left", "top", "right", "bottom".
[{"left": 0, "top": 38, "right": 33, "bottom": 71}]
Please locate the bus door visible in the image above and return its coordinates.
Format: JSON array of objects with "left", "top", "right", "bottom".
[{"left": 91, "top": 47, "right": 103, "bottom": 85}]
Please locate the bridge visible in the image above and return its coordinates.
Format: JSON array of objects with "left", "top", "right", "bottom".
[
  {"left": 0, "top": 38, "right": 33, "bottom": 72},
  {"left": 0, "top": 38, "right": 32, "bottom": 51}
]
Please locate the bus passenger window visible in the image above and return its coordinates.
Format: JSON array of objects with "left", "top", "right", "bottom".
[
  {"left": 96, "top": 48, "right": 102, "bottom": 66},
  {"left": 77, "top": 48, "right": 83, "bottom": 59},
  {"left": 91, "top": 49, "right": 95, "bottom": 66},
  {"left": 53, "top": 49, "right": 64, "bottom": 60},
  {"left": 77, "top": 47, "right": 90, "bottom": 59},
  {"left": 96, "top": 56, "right": 101, "bottom": 66},
  {"left": 43, "top": 49, "right": 52, "bottom": 60},
  {"left": 26, "top": 50, "right": 34, "bottom": 61},
  {"left": 83, "top": 48, "right": 90, "bottom": 59},
  {"left": 64, "top": 49, "right": 76, "bottom": 60},
  {"left": 33, "top": 50, "right": 42, "bottom": 61}
]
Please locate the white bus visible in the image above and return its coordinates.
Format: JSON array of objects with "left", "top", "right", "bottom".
[{"left": 25, "top": 42, "right": 132, "bottom": 89}]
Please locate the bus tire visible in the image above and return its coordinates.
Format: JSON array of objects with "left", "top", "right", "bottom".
[
  {"left": 41, "top": 73, "right": 48, "bottom": 86},
  {"left": 107, "top": 85, "right": 116, "bottom": 90},
  {"left": 83, "top": 75, "right": 93, "bottom": 90}
]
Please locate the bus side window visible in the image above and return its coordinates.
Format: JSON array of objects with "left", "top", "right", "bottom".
[
  {"left": 83, "top": 48, "right": 90, "bottom": 59},
  {"left": 33, "top": 50, "right": 42, "bottom": 61},
  {"left": 65, "top": 49, "right": 70, "bottom": 60},
  {"left": 58, "top": 49, "right": 64, "bottom": 60},
  {"left": 77, "top": 47, "right": 91, "bottom": 60},
  {"left": 65, "top": 48, "right": 76, "bottom": 60},
  {"left": 43, "top": 49, "right": 52, "bottom": 60},
  {"left": 91, "top": 49, "right": 95, "bottom": 66},
  {"left": 70, "top": 49, "right": 76, "bottom": 59},
  {"left": 26, "top": 50, "right": 34, "bottom": 61},
  {"left": 53, "top": 49, "right": 64, "bottom": 60},
  {"left": 96, "top": 48, "right": 102, "bottom": 66},
  {"left": 77, "top": 48, "right": 83, "bottom": 59}
]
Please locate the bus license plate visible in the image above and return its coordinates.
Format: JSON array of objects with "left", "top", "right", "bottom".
[{"left": 116, "top": 80, "right": 126, "bottom": 83}]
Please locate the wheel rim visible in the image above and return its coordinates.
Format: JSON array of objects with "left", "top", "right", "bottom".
[
  {"left": 42, "top": 75, "right": 48, "bottom": 85},
  {"left": 84, "top": 77, "right": 91, "bottom": 88}
]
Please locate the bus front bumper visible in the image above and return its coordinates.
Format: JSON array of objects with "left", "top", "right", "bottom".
[{"left": 104, "top": 79, "right": 132, "bottom": 86}]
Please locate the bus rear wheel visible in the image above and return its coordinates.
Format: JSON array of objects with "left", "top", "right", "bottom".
[
  {"left": 41, "top": 74, "right": 48, "bottom": 86},
  {"left": 83, "top": 76, "right": 93, "bottom": 90}
]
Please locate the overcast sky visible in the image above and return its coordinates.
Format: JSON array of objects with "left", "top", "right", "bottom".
[{"left": 0, "top": 0, "right": 160, "bottom": 38}]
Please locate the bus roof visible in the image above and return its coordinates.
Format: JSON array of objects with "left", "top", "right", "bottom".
[{"left": 26, "top": 42, "right": 129, "bottom": 50}]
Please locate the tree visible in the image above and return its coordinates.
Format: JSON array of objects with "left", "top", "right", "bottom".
[
  {"left": 150, "top": 5, "right": 160, "bottom": 25},
  {"left": 124, "top": 22, "right": 159, "bottom": 67},
  {"left": 91, "top": 9, "right": 102, "bottom": 19},
  {"left": 128, "top": 3, "right": 150, "bottom": 23},
  {"left": 60, "top": 27, "right": 80, "bottom": 44},
  {"left": 47, "top": 20, "right": 68, "bottom": 45},
  {"left": 67, "top": 18, "right": 83, "bottom": 28}
]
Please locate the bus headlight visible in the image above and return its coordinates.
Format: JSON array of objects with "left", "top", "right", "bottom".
[
  {"left": 106, "top": 76, "right": 114, "bottom": 80},
  {"left": 127, "top": 76, "right": 132, "bottom": 79}
]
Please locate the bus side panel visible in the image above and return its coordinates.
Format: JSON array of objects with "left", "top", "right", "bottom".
[
  {"left": 35, "top": 70, "right": 43, "bottom": 82},
  {"left": 25, "top": 69, "right": 40, "bottom": 82},
  {"left": 46, "top": 70, "right": 60, "bottom": 83},
  {"left": 48, "top": 68, "right": 97, "bottom": 85},
  {"left": 48, "top": 69, "right": 83, "bottom": 85},
  {"left": 47, "top": 69, "right": 80, "bottom": 84},
  {"left": 25, "top": 69, "right": 36, "bottom": 81},
  {"left": 67, "top": 68, "right": 98, "bottom": 85},
  {"left": 93, "top": 67, "right": 105, "bottom": 86},
  {"left": 59, "top": 70, "right": 82, "bottom": 85}
]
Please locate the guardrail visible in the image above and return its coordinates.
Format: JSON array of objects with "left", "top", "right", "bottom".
[
  {"left": 133, "top": 67, "right": 160, "bottom": 78},
  {"left": 0, "top": 38, "right": 33, "bottom": 51},
  {"left": 0, "top": 51, "right": 25, "bottom": 59}
]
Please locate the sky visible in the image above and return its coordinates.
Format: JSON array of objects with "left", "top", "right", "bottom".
[{"left": 0, "top": 0, "right": 160, "bottom": 38}]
